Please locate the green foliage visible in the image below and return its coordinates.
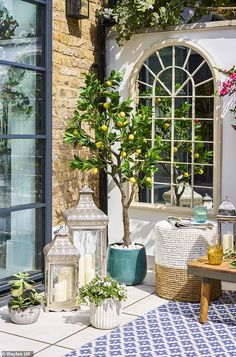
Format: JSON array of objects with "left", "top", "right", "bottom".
[
  {"left": 65, "top": 70, "right": 162, "bottom": 192},
  {"left": 76, "top": 275, "right": 127, "bottom": 306},
  {"left": 0, "top": 7, "right": 19, "bottom": 40},
  {"left": 0, "top": 67, "right": 33, "bottom": 116},
  {"left": 99, "top": 0, "right": 234, "bottom": 46},
  {"left": 8, "top": 272, "right": 42, "bottom": 310}
]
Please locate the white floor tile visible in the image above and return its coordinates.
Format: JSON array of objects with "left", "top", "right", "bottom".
[
  {"left": 35, "top": 345, "right": 72, "bottom": 357},
  {"left": 0, "top": 305, "right": 90, "bottom": 344},
  {"left": 123, "top": 284, "right": 156, "bottom": 308},
  {"left": 222, "top": 281, "right": 236, "bottom": 291},
  {"left": 124, "top": 293, "right": 168, "bottom": 316},
  {"left": 142, "top": 269, "right": 155, "bottom": 286},
  {"left": 0, "top": 331, "right": 49, "bottom": 353},
  {"left": 57, "top": 313, "right": 137, "bottom": 350}
]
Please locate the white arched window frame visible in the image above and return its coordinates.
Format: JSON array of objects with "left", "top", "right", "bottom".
[{"left": 128, "top": 40, "right": 221, "bottom": 214}]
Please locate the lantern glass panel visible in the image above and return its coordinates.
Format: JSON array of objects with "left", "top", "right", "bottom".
[
  {"left": 73, "top": 229, "right": 105, "bottom": 285},
  {"left": 50, "top": 265, "right": 75, "bottom": 304}
]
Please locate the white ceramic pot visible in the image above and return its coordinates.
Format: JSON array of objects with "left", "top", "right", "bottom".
[
  {"left": 90, "top": 298, "right": 122, "bottom": 329},
  {"left": 8, "top": 305, "right": 41, "bottom": 324}
]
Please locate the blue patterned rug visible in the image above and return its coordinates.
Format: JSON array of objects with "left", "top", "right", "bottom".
[{"left": 64, "top": 291, "right": 236, "bottom": 357}]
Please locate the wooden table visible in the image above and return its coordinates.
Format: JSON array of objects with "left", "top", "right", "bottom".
[{"left": 188, "top": 257, "right": 236, "bottom": 323}]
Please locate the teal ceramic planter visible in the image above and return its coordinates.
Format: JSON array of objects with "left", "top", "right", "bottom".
[{"left": 107, "top": 243, "right": 147, "bottom": 285}]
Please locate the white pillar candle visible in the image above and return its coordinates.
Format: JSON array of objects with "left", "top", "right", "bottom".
[
  {"left": 84, "top": 254, "right": 95, "bottom": 283},
  {"left": 54, "top": 281, "right": 67, "bottom": 302},
  {"left": 223, "top": 233, "right": 234, "bottom": 253},
  {"left": 58, "top": 267, "right": 73, "bottom": 301},
  {"left": 85, "top": 268, "right": 96, "bottom": 284},
  {"left": 79, "top": 256, "right": 86, "bottom": 286}
]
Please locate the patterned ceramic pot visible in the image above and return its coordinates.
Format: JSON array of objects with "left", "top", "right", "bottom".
[
  {"left": 8, "top": 305, "right": 41, "bottom": 325},
  {"left": 90, "top": 298, "right": 122, "bottom": 329}
]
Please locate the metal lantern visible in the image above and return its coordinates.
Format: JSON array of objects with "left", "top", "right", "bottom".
[
  {"left": 66, "top": 0, "right": 89, "bottom": 19},
  {"left": 203, "top": 193, "right": 213, "bottom": 210},
  {"left": 43, "top": 227, "right": 79, "bottom": 312},
  {"left": 217, "top": 196, "right": 236, "bottom": 252},
  {"left": 63, "top": 185, "right": 109, "bottom": 287}
]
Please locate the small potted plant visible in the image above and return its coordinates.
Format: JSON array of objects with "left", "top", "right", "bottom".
[
  {"left": 8, "top": 272, "right": 42, "bottom": 325},
  {"left": 76, "top": 275, "right": 127, "bottom": 329}
]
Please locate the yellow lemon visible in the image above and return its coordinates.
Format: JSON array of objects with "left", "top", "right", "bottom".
[
  {"left": 92, "top": 168, "right": 98, "bottom": 175},
  {"left": 128, "top": 134, "right": 134, "bottom": 141},
  {"left": 183, "top": 172, "right": 189, "bottom": 178},
  {"left": 103, "top": 90, "right": 110, "bottom": 95},
  {"left": 95, "top": 142, "right": 103, "bottom": 149},
  {"left": 198, "top": 169, "right": 204, "bottom": 175},
  {"left": 103, "top": 102, "right": 110, "bottom": 109},
  {"left": 73, "top": 129, "right": 78, "bottom": 135},
  {"left": 194, "top": 153, "right": 199, "bottom": 159},
  {"left": 121, "top": 151, "right": 127, "bottom": 158},
  {"left": 164, "top": 123, "right": 170, "bottom": 129},
  {"left": 156, "top": 98, "right": 162, "bottom": 103},
  {"left": 123, "top": 120, "right": 129, "bottom": 126},
  {"left": 135, "top": 149, "right": 141, "bottom": 155},
  {"left": 101, "top": 125, "right": 108, "bottom": 132},
  {"left": 119, "top": 111, "right": 126, "bottom": 118},
  {"left": 145, "top": 177, "right": 152, "bottom": 183},
  {"left": 173, "top": 147, "right": 178, "bottom": 153},
  {"left": 105, "top": 80, "right": 112, "bottom": 86},
  {"left": 116, "top": 121, "right": 123, "bottom": 127},
  {"left": 129, "top": 177, "right": 136, "bottom": 184}
]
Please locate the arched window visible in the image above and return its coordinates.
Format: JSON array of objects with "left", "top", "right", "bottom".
[{"left": 135, "top": 44, "right": 219, "bottom": 209}]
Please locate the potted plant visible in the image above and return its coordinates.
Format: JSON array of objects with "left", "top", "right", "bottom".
[
  {"left": 65, "top": 70, "right": 162, "bottom": 285},
  {"left": 8, "top": 272, "right": 42, "bottom": 324},
  {"left": 76, "top": 275, "right": 127, "bottom": 329}
]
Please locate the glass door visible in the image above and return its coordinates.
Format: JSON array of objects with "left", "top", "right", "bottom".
[{"left": 0, "top": 0, "right": 51, "bottom": 288}]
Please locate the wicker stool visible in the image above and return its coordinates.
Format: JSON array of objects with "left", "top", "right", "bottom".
[{"left": 155, "top": 220, "right": 222, "bottom": 302}]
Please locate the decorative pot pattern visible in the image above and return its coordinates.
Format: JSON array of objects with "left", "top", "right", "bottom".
[
  {"left": 90, "top": 298, "right": 122, "bottom": 329},
  {"left": 8, "top": 305, "right": 41, "bottom": 324}
]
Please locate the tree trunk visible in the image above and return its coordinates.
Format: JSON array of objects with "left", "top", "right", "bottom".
[{"left": 122, "top": 204, "right": 131, "bottom": 247}]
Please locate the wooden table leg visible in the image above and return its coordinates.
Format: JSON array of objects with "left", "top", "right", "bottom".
[{"left": 200, "top": 277, "right": 211, "bottom": 323}]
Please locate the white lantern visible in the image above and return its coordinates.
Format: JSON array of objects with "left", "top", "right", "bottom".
[
  {"left": 43, "top": 227, "right": 79, "bottom": 312},
  {"left": 217, "top": 196, "right": 236, "bottom": 252},
  {"left": 63, "top": 186, "right": 109, "bottom": 287}
]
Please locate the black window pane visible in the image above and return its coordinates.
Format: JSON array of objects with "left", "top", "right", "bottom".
[
  {"left": 0, "top": 139, "right": 44, "bottom": 208},
  {"left": 0, "top": 65, "right": 44, "bottom": 135},
  {"left": 0, "top": 208, "right": 43, "bottom": 282},
  {"left": 0, "top": 1, "right": 44, "bottom": 66}
]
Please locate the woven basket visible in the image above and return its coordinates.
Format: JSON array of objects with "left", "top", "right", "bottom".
[{"left": 156, "top": 264, "right": 222, "bottom": 302}]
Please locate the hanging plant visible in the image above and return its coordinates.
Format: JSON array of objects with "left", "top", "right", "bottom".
[{"left": 98, "top": 0, "right": 235, "bottom": 46}]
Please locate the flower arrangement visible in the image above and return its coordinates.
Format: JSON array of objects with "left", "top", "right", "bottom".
[
  {"left": 8, "top": 272, "right": 42, "bottom": 310},
  {"left": 76, "top": 276, "right": 127, "bottom": 306},
  {"left": 218, "top": 66, "right": 236, "bottom": 124}
]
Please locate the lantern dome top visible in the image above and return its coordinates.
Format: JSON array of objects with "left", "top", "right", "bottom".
[
  {"left": 63, "top": 185, "right": 109, "bottom": 227},
  {"left": 218, "top": 196, "right": 236, "bottom": 216},
  {"left": 43, "top": 226, "right": 79, "bottom": 261},
  {"left": 203, "top": 193, "right": 212, "bottom": 202}
]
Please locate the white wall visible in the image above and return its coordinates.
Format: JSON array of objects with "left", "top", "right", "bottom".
[{"left": 106, "top": 23, "right": 236, "bottom": 255}]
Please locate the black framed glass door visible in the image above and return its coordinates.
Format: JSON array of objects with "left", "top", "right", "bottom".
[{"left": 0, "top": 0, "right": 51, "bottom": 291}]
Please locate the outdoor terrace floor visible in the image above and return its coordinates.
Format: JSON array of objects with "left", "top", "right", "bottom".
[{"left": 0, "top": 268, "right": 235, "bottom": 357}]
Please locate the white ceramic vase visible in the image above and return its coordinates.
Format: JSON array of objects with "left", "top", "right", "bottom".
[{"left": 90, "top": 298, "right": 122, "bottom": 329}]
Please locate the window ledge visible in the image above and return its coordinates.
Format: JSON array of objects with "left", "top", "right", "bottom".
[{"left": 130, "top": 202, "right": 217, "bottom": 219}]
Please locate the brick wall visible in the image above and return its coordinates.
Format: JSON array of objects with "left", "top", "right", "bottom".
[{"left": 52, "top": 0, "right": 101, "bottom": 226}]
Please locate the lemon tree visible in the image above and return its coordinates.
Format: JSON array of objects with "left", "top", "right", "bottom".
[{"left": 65, "top": 70, "right": 162, "bottom": 246}]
